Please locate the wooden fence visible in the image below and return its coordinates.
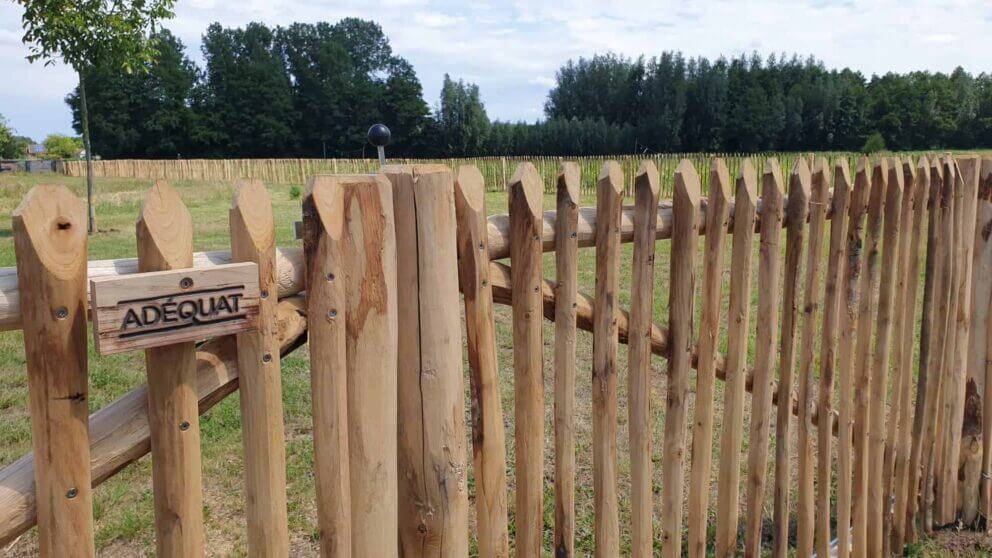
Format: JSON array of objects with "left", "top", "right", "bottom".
[{"left": 1, "top": 154, "right": 990, "bottom": 556}]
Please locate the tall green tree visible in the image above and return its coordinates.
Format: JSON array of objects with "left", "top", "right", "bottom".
[
  {"left": 15, "top": 0, "right": 176, "bottom": 232},
  {"left": 436, "top": 74, "right": 490, "bottom": 156}
]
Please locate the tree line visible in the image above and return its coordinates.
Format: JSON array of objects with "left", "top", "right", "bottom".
[{"left": 65, "top": 19, "right": 992, "bottom": 159}]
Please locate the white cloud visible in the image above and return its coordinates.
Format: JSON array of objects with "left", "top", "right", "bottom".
[{"left": 3, "top": 0, "right": 992, "bottom": 139}]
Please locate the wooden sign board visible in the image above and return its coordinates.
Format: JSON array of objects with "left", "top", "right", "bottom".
[{"left": 90, "top": 262, "right": 260, "bottom": 355}]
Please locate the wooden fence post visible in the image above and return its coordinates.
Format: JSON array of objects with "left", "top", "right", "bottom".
[
  {"left": 661, "top": 159, "right": 701, "bottom": 558},
  {"left": 816, "top": 158, "right": 852, "bottom": 557},
  {"left": 13, "top": 185, "right": 95, "bottom": 557},
  {"left": 773, "top": 158, "right": 811, "bottom": 558},
  {"left": 794, "top": 157, "right": 830, "bottom": 557},
  {"left": 508, "top": 163, "right": 545, "bottom": 556},
  {"left": 302, "top": 176, "right": 352, "bottom": 556},
  {"left": 553, "top": 163, "right": 580, "bottom": 558},
  {"left": 744, "top": 159, "right": 785, "bottom": 558},
  {"left": 714, "top": 159, "right": 758, "bottom": 557},
  {"left": 135, "top": 181, "right": 205, "bottom": 557},
  {"left": 390, "top": 166, "right": 470, "bottom": 556},
  {"left": 979, "top": 159, "right": 992, "bottom": 526},
  {"left": 229, "top": 179, "right": 290, "bottom": 556},
  {"left": 454, "top": 166, "right": 510, "bottom": 558},
  {"left": 593, "top": 161, "right": 623, "bottom": 557},
  {"left": 628, "top": 161, "right": 660, "bottom": 558},
  {"left": 687, "top": 159, "right": 730, "bottom": 558}
]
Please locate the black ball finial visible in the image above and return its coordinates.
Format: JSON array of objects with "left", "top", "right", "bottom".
[{"left": 367, "top": 124, "right": 391, "bottom": 147}]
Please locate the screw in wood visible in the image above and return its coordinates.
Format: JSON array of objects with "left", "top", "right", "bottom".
[
  {"left": 327, "top": 309, "right": 337, "bottom": 320},
  {"left": 260, "top": 289, "right": 269, "bottom": 300},
  {"left": 262, "top": 353, "right": 272, "bottom": 363},
  {"left": 66, "top": 487, "right": 78, "bottom": 499},
  {"left": 54, "top": 307, "right": 69, "bottom": 320},
  {"left": 325, "top": 272, "right": 335, "bottom": 282},
  {"left": 179, "top": 421, "right": 190, "bottom": 431},
  {"left": 180, "top": 277, "right": 194, "bottom": 289}
]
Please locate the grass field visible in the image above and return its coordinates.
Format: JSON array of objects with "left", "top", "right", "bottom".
[{"left": 0, "top": 171, "right": 987, "bottom": 556}]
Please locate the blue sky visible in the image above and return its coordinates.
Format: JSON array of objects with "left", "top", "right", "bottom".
[{"left": 2, "top": 0, "right": 991, "bottom": 141}]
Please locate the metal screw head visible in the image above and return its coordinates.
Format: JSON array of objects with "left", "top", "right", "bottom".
[
  {"left": 262, "top": 353, "right": 273, "bottom": 363},
  {"left": 260, "top": 289, "right": 269, "bottom": 300},
  {"left": 66, "top": 487, "right": 78, "bottom": 499},
  {"left": 326, "top": 272, "right": 335, "bottom": 282},
  {"left": 54, "top": 307, "right": 69, "bottom": 320},
  {"left": 179, "top": 421, "right": 190, "bottom": 431},
  {"left": 179, "top": 277, "right": 194, "bottom": 290},
  {"left": 327, "top": 309, "right": 338, "bottom": 320},
  {"left": 570, "top": 232, "right": 577, "bottom": 239},
  {"left": 478, "top": 242, "right": 485, "bottom": 250}
]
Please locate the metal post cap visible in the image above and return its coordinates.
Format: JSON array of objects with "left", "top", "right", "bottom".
[{"left": 367, "top": 124, "right": 391, "bottom": 147}]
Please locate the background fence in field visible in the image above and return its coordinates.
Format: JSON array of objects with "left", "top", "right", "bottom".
[
  {"left": 54, "top": 152, "right": 923, "bottom": 197},
  {"left": 4, "top": 154, "right": 990, "bottom": 557}
]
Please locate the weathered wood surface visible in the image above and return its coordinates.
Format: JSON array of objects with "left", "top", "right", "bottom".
[
  {"left": 979, "top": 159, "right": 992, "bottom": 525},
  {"left": 136, "top": 181, "right": 205, "bottom": 558},
  {"left": 390, "top": 167, "right": 470, "bottom": 557},
  {"left": 454, "top": 166, "right": 510, "bottom": 558},
  {"left": 552, "top": 163, "right": 579, "bottom": 558},
  {"left": 687, "top": 159, "right": 730, "bottom": 558},
  {"left": 627, "top": 161, "right": 660, "bottom": 558},
  {"left": 12, "top": 184, "right": 95, "bottom": 557},
  {"left": 508, "top": 163, "right": 545, "bottom": 556},
  {"left": 302, "top": 175, "right": 352, "bottom": 556},
  {"left": 89, "top": 262, "right": 260, "bottom": 354},
  {"left": 0, "top": 296, "right": 307, "bottom": 549},
  {"left": 816, "top": 158, "right": 852, "bottom": 558},
  {"left": 795, "top": 157, "right": 829, "bottom": 558},
  {"left": 773, "top": 159, "right": 810, "bottom": 558},
  {"left": 592, "top": 162, "right": 623, "bottom": 557},
  {"left": 661, "top": 160, "right": 701, "bottom": 558},
  {"left": 229, "top": 179, "right": 290, "bottom": 557},
  {"left": 744, "top": 159, "right": 785, "bottom": 558},
  {"left": 714, "top": 160, "right": 759, "bottom": 557}
]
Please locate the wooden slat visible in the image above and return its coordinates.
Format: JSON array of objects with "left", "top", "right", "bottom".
[
  {"left": 391, "top": 167, "right": 470, "bottom": 556},
  {"left": 628, "top": 161, "right": 660, "bottom": 558},
  {"left": 302, "top": 176, "right": 351, "bottom": 556},
  {"left": 961, "top": 156, "right": 990, "bottom": 526},
  {"left": 906, "top": 156, "right": 939, "bottom": 543},
  {"left": 835, "top": 158, "right": 872, "bottom": 558},
  {"left": 772, "top": 158, "right": 811, "bottom": 558},
  {"left": 661, "top": 159, "right": 702, "bottom": 558},
  {"left": 816, "top": 158, "right": 853, "bottom": 558},
  {"left": 454, "top": 166, "right": 510, "bottom": 558},
  {"left": 743, "top": 158, "right": 786, "bottom": 558},
  {"left": 136, "top": 181, "right": 205, "bottom": 557},
  {"left": 979, "top": 159, "right": 992, "bottom": 525},
  {"left": 865, "top": 158, "right": 903, "bottom": 556},
  {"left": 851, "top": 160, "right": 886, "bottom": 557},
  {"left": 882, "top": 158, "right": 919, "bottom": 556},
  {"left": 687, "top": 159, "right": 731, "bottom": 558},
  {"left": 509, "top": 163, "right": 545, "bottom": 556},
  {"left": 13, "top": 185, "right": 95, "bottom": 557},
  {"left": 795, "top": 157, "right": 830, "bottom": 557},
  {"left": 714, "top": 159, "right": 759, "bottom": 557},
  {"left": 229, "top": 179, "right": 290, "bottom": 557},
  {"left": 593, "top": 161, "right": 623, "bottom": 557}
]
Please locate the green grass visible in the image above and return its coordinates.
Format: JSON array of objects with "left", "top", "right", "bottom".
[{"left": 0, "top": 171, "right": 984, "bottom": 556}]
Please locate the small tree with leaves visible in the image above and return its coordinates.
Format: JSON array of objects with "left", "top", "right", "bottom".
[{"left": 15, "top": 0, "right": 176, "bottom": 232}]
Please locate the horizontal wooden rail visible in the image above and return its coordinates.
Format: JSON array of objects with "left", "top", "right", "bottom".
[{"left": 0, "top": 296, "right": 307, "bottom": 548}]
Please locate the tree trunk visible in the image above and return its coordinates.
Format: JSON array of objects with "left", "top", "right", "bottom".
[{"left": 78, "top": 71, "right": 97, "bottom": 234}]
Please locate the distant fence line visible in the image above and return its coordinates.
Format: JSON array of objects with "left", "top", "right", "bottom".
[{"left": 53, "top": 153, "right": 912, "bottom": 197}]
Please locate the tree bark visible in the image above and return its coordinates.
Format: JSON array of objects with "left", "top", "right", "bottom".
[{"left": 78, "top": 71, "right": 97, "bottom": 234}]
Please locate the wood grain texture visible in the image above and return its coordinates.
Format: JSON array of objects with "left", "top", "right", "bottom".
[
  {"left": 136, "top": 180, "right": 205, "bottom": 558},
  {"left": 892, "top": 158, "right": 929, "bottom": 550},
  {"left": 687, "top": 159, "right": 730, "bottom": 558},
  {"left": 866, "top": 158, "right": 903, "bottom": 557},
  {"left": 390, "top": 167, "right": 470, "bottom": 557},
  {"left": 552, "top": 162, "right": 580, "bottom": 558},
  {"left": 772, "top": 158, "right": 811, "bottom": 558},
  {"left": 979, "top": 159, "right": 992, "bottom": 526},
  {"left": 795, "top": 157, "right": 830, "bottom": 558},
  {"left": 743, "top": 159, "right": 785, "bottom": 558},
  {"left": 661, "top": 159, "right": 701, "bottom": 558},
  {"left": 627, "top": 161, "right": 660, "bottom": 558},
  {"left": 714, "top": 159, "right": 758, "bottom": 558},
  {"left": 454, "top": 166, "right": 510, "bottom": 558},
  {"left": 816, "top": 158, "right": 852, "bottom": 558},
  {"left": 0, "top": 296, "right": 307, "bottom": 549},
  {"left": 508, "top": 163, "right": 545, "bottom": 557},
  {"left": 835, "top": 159, "right": 871, "bottom": 558},
  {"left": 12, "top": 184, "right": 95, "bottom": 557},
  {"left": 592, "top": 161, "right": 623, "bottom": 557},
  {"left": 302, "top": 175, "right": 352, "bottom": 557},
  {"left": 229, "top": 179, "right": 290, "bottom": 557}
]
